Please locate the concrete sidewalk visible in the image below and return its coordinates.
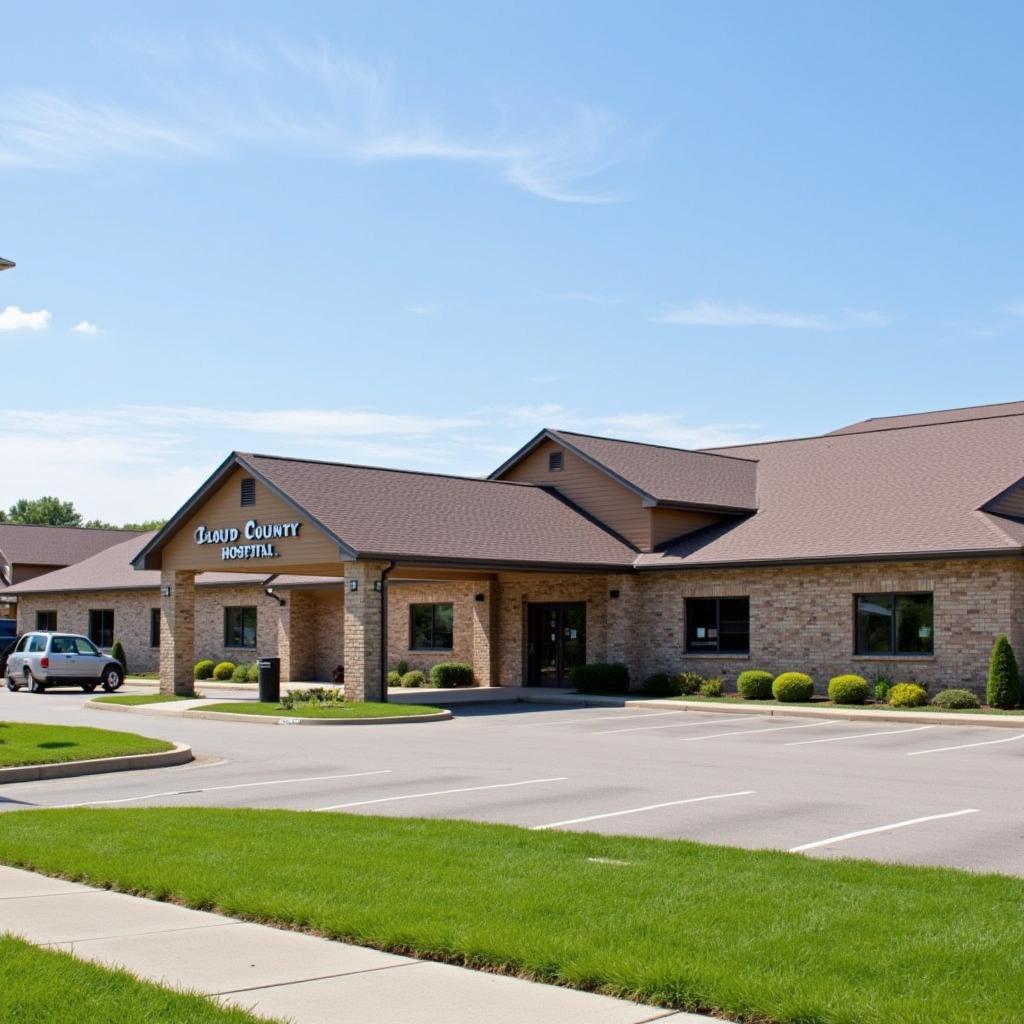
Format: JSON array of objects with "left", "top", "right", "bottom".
[{"left": 0, "top": 865, "right": 715, "bottom": 1024}]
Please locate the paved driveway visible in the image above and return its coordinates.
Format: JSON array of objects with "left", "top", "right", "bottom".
[{"left": 2, "top": 686, "right": 1022, "bottom": 875}]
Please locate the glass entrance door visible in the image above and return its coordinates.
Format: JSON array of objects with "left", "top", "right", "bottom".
[{"left": 528, "top": 602, "right": 587, "bottom": 686}]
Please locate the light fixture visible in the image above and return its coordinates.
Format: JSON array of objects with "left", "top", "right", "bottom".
[
  {"left": 349, "top": 579, "right": 359, "bottom": 592},
  {"left": 161, "top": 585, "right": 172, "bottom": 597},
  {"left": 373, "top": 580, "right": 383, "bottom": 592},
  {"left": 474, "top": 593, "right": 485, "bottom": 602},
  {"left": 264, "top": 586, "right": 286, "bottom": 607}
]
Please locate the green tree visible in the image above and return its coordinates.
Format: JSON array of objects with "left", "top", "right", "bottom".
[
  {"left": 6, "top": 497, "right": 82, "bottom": 527},
  {"left": 121, "top": 519, "right": 168, "bottom": 532},
  {"left": 986, "top": 634, "right": 1020, "bottom": 710},
  {"left": 110, "top": 640, "right": 128, "bottom": 675}
]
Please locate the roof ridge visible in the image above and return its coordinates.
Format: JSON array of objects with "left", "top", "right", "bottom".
[
  {"left": 0, "top": 522, "right": 142, "bottom": 534},
  {"left": 842, "top": 398, "right": 1024, "bottom": 429},
  {"left": 551, "top": 428, "right": 760, "bottom": 464}
]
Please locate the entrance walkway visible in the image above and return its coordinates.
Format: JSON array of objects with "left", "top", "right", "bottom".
[{"left": 0, "top": 865, "right": 713, "bottom": 1024}]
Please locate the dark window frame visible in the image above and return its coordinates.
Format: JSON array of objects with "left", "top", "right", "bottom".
[
  {"left": 240, "top": 477, "right": 256, "bottom": 507},
  {"left": 684, "top": 596, "right": 750, "bottom": 654},
  {"left": 88, "top": 609, "right": 115, "bottom": 649},
  {"left": 548, "top": 450, "right": 564, "bottom": 471},
  {"left": 35, "top": 610, "right": 57, "bottom": 631},
  {"left": 409, "top": 602, "right": 454, "bottom": 651},
  {"left": 223, "top": 606, "right": 258, "bottom": 649},
  {"left": 854, "top": 592, "right": 934, "bottom": 656},
  {"left": 149, "top": 608, "right": 161, "bottom": 648}
]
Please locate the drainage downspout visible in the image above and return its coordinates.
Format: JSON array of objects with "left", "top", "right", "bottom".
[{"left": 379, "top": 561, "right": 395, "bottom": 703}]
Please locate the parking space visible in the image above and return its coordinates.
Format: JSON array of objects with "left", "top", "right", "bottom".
[{"left": 2, "top": 689, "right": 1023, "bottom": 876}]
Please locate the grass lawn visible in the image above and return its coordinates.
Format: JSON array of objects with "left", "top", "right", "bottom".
[
  {"left": 671, "top": 694, "right": 1024, "bottom": 714},
  {"left": 94, "top": 694, "right": 196, "bottom": 706},
  {"left": 0, "top": 722, "right": 173, "bottom": 767},
  {"left": 193, "top": 701, "right": 442, "bottom": 718},
  {"left": 2, "top": 809, "right": 1022, "bottom": 1024},
  {"left": 126, "top": 672, "right": 161, "bottom": 680},
  {"left": 0, "top": 934, "right": 274, "bottom": 1024}
]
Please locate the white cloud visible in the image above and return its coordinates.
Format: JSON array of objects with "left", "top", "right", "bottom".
[
  {"left": 71, "top": 320, "right": 99, "bottom": 334},
  {"left": 653, "top": 301, "right": 890, "bottom": 331},
  {"left": 0, "top": 306, "right": 51, "bottom": 332},
  {"left": 0, "top": 37, "right": 632, "bottom": 203}
]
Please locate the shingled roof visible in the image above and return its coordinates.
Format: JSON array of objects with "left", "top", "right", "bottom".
[
  {"left": 827, "top": 400, "right": 1024, "bottom": 435},
  {"left": 0, "top": 523, "right": 140, "bottom": 569}
]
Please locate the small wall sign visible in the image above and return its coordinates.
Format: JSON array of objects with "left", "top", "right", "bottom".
[{"left": 194, "top": 519, "right": 301, "bottom": 561}]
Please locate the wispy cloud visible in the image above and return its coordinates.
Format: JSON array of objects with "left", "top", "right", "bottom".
[
  {"left": 71, "top": 320, "right": 100, "bottom": 334},
  {"left": 0, "top": 37, "right": 632, "bottom": 203},
  {"left": 408, "top": 304, "right": 440, "bottom": 316},
  {"left": 0, "top": 306, "right": 51, "bottom": 332},
  {"left": 653, "top": 300, "right": 890, "bottom": 331}
]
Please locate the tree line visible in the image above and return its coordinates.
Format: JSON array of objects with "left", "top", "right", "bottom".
[{"left": 0, "top": 496, "right": 166, "bottom": 532}]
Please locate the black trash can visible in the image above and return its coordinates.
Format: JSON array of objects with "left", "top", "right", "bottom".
[{"left": 258, "top": 657, "right": 281, "bottom": 703}]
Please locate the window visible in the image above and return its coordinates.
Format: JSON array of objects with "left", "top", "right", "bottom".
[
  {"left": 149, "top": 608, "right": 161, "bottom": 648},
  {"left": 548, "top": 450, "right": 564, "bottom": 471},
  {"left": 240, "top": 477, "right": 256, "bottom": 506},
  {"left": 88, "top": 609, "right": 115, "bottom": 648},
  {"left": 28, "top": 634, "right": 48, "bottom": 653},
  {"left": 35, "top": 610, "right": 56, "bottom": 631},
  {"left": 855, "top": 593, "right": 933, "bottom": 655},
  {"left": 410, "top": 603, "right": 454, "bottom": 650},
  {"left": 685, "top": 597, "right": 750, "bottom": 654},
  {"left": 224, "top": 606, "right": 257, "bottom": 648}
]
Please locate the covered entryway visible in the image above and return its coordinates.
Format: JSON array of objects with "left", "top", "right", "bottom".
[{"left": 527, "top": 602, "right": 586, "bottom": 686}]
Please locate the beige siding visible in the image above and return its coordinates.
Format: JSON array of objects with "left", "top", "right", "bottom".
[
  {"left": 649, "top": 508, "right": 722, "bottom": 548},
  {"left": 986, "top": 480, "right": 1024, "bottom": 519}
]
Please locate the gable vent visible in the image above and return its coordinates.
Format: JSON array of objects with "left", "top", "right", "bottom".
[
  {"left": 240, "top": 477, "right": 256, "bottom": 506},
  {"left": 548, "top": 450, "right": 564, "bottom": 472}
]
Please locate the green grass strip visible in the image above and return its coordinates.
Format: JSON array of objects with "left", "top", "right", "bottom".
[
  {"left": 673, "top": 695, "right": 1024, "bottom": 714},
  {"left": 193, "top": 701, "right": 442, "bottom": 718},
  {"left": 0, "top": 722, "right": 173, "bottom": 767},
  {"left": 1, "top": 808, "right": 1022, "bottom": 1023},
  {"left": 93, "top": 694, "right": 194, "bottom": 706},
  {"left": 0, "top": 935, "right": 275, "bottom": 1023}
]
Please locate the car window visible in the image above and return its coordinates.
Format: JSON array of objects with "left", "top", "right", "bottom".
[
  {"left": 72, "top": 637, "right": 100, "bottom": 656},
  {"left": 15, "top": 635, "right": 29, "bottom": 652},
  {"left": 51, "top": 636, "right": 73, "bottom": 654},
  {"left": 28, "top": 635, "right": 48, "bottom": 653}
]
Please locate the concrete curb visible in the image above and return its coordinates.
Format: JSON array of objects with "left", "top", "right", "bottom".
[
  {"left": 0, "top": 741, "right": 193, "bottom": 783},
  {"left": 625, "top": 698, "right": 1024, "bottom": 729},
  {"left": 89, "top": 700, "right": 452, "bottom": 726}
]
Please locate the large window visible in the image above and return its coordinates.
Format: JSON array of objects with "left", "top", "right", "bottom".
[
  {"left": 855, "top": 593, "right": 933, "bottom": 655},
  {"left": 410, "top": 603, "right": 454, "bottom": 651},
  {"left": 685, "top": 597, "right": 750, "bottom": 654},
  {"left": 88, "top": 609, "right": 115, "bottom": 649},
  {"left": 224, "top": 606, "right": 257, "bottom": 648},
  {"left": 35, "top": 610, "right": 56, "bottom": 631},
  {"left": 149, "top": 608, "right": 161, "bottom": 648}
]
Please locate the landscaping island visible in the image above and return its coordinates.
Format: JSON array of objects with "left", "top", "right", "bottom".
[
  {"left": 0, "top": 722, "right": 174, "bottom": 767},
  {"left": 193, "top": 701, "right": 444, "bottom": 719},
  {"left": 1, "top": 807, "right": 1020, "bottom": 1024}
]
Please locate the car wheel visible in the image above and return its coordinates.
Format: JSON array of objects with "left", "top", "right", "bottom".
[
  {"left": 6, "top": 676, "right": 19, "bottom": 692},
  {"left": 81, "top": 682, "right": 98, "bottom": 693},
  {"left": 102, "top": 666, "right": 124, "bottom": 692},
  {"left": 26, "top": 670, "right": 43, "bottom": 694}
]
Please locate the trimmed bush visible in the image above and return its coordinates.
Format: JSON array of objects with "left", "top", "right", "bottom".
[
  {"left": 569, "top": 663, "right": 630, "bottom": 694},
  {"left": 193, "top": 659, "right": 216, "bottom": 680},
  {"left": 674, "top": 671, "right": 705, "bottom": 696},
  {"left": 212, "top": 661, "right": 236, "bottom": 681},
  {"left": 387, "top": 670, "right": 402, "bottom": 686},
  {"left": 873, "top": 676, "right": 892, "bottom": 703},
  {"left": 699, "top": 677, "right": 723, "bottom": 698},
  {"left": 932, "top": 688, "right": 982, "bottom": 710},
  {"left": 828, "top": 674, "right": 869, "bottom": 705},
  {"left": 772, "top": 672, "right": 814, "bottom": 703},
  {"left": 394, "top": 660, "right": 410, "bottom": 677},
  {"left": 737, "top": 670, "right": 774, "bottom": 700},
  {"left": 642, "top": 673, "right": 675, "bottom": 697},
  {"left": 888, "top": 682, "right": 928, "bottom": 708},
  {"left": 111, "top": 640, "right": 128, "bottom": 675},
  {"left": 430, "top": 662, "right": 474, "bottom": 688},
  {"left": 737, "top": 667, "right": 774, "bottom": 700},
  {"left": 231, "top": 662, "right": 251, "bottom": 683},
  {"left": 246, "top": 664, "right": 259, "bottom": 682},
  {"left": 401, "top": 670, "right": 426, "bottom": 688},
  {"left": 987, "top": 634, "right": 1020, "bottom": 710}
]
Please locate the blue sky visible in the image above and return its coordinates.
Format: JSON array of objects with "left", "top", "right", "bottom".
[{"left": 4, "top": 2, "right": 1024, "bottom": 521}]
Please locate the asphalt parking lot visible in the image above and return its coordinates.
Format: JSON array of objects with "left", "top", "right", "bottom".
[{"left": 2, "top": 686, "right": 1023, "bottom": 876}]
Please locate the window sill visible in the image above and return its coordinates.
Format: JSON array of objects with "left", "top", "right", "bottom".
[
  {"left": 852, "top": 655, "right": 936, "bottom": 661},
  {"left": 407, "top": 649, "right": 454, "bottom": 654},
  {"left": 683, "top": 653, "right": 751, "bottom": 659}
]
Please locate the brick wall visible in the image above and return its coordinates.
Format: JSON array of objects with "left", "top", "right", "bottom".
[{"left": 385, "top": 580, "right": 480, "bottom": 676}]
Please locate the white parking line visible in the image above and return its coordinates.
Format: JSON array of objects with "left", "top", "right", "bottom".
[
  {"left": 789, "top": 809, "right": 979, "bottom": 852},
  {"left": 316, "top": 777, "right": 568, "bottom": 811},
  {"left": 47, "top": 771, "right": 393, "bottom": 809},
  {"left": 531, "top": 790, "right": 756, "bottom": 830},
  {"left": 907, "top": 733, "right": 1024, "bottom": 756},
  {"left": 785, "top": 724, "right": 935, "bottom": 746},
  {"left": 530, "top": 711, "right": 692, "bottom": 728},
  {"left": 595, "top": 715, "right": 760, "bottom": 736},
  {"left": 678, "top": 720, "right": 839, "bottom": 742}
]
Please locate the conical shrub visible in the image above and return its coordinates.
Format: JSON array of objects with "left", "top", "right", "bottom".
[{"left": 986, "top": 634, "right": 1020, "bottom": 710}]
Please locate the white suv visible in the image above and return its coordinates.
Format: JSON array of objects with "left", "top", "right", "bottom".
[{"left": 5, "top": 632, "right": 125, "bottom": 694}]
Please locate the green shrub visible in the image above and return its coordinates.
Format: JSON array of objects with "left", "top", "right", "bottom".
[
  {"left": 401, "top": 670, "right": 426, "bottom": 688},
  {"left": 828, "top": 674, "right": 869, "bottom": 705},
  {"left": 246, "top": 663, "right": 259, "bottom": 682},
  {"left": 987, "top": 634, "right": 1021, "bottom": 710},
  {"left": 193, "top": 659, "right": 216, "bottom": 680},
  {"left": 674, "top": 671, "right": 705, "bottom": 696},
  {"left": 873, "top": 676, "right": 892, "bottom": 703},
  {"left": 430, "top": 662, "right": 474, "bottom": 688},
  {"left": 641, "top": 673, "right": 675, "bottom": 696},
  {"left": 772, "top": 672, "right": 814, "bottom": 703},
  {"left": 231, "top": 662, "right": 251, "bottom": 683},
  {"left": 569, "top": 663, "right": 630, "bottom": 694},
  {"left": 932, "top": 688, "right": 981, "bottom": 710},
  {"left": 888, "top": 682, "right": 928, "bottom": 708},
  {"left": 737, "top": 670, "right": 774, "bottom": 700},
  {"left": 387, "top": 670, "right": 402, "bottom": 686},
  {"left": 110, "top": 640, "right": 128, "bottom": 675},
  {"left": 281, "top": 686, "right": 344, "bottom": 709},
  {"left": 699, "top": 677, "right": 723, "bottom": 697},
  {"left": 394, "top": 660, "right": 410, "bottom": 677},
  {"left": 212, "top": 661, "right": 236, "bottom": 681}
]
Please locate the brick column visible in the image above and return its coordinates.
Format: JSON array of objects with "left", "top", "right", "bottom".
[
  {"left": 470, "top": 578, "right": 499, "bottom": 686},
  {"left": 343, "top": 561, "right": 387, "bottom": 702},
  {"left": 277, "top": 590, "right": 318, "bottom": 683},
  {"left": 605, "top": 574, "right": 640, "bottom": 688},
  {"left": 160, "top": 570, "right": 195, "bottom": 696}
]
